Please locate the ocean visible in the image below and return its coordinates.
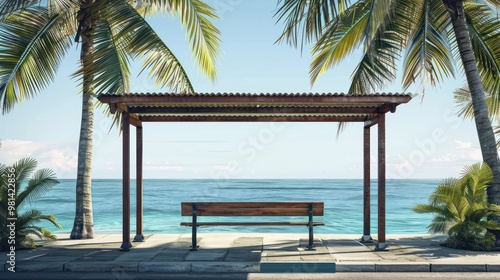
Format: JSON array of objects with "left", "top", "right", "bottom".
[{"left": 29, "top": 179, "right": 437, "bottom": 235}]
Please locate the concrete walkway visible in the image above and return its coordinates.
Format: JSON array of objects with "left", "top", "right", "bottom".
[{"left": 2, "top": 233, "right": 500, "bottom": 274}]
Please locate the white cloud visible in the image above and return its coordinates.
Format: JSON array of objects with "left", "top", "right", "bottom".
[
  {"left": 38, "top": 147, "right": 78, "bottom": 172},
  {"left": 0, "top": 139, "right": 78, "bottom": 177},
  {"left": 454, "top": 140, "right": 472, "bottom": 149},
  {"left": 0, "top": 139, "right": 44, "bottom": 164}
]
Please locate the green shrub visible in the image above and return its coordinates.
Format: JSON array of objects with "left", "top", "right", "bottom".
[
  {"left": 413, "top": 162, "right": 500, "bottom": 251},
  {"left": 0, "top": 158, "right": 62, "bottom": 251}
]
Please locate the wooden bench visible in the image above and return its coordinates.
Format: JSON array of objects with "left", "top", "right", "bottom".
[{"left": 180, "top": 202, "right": 324, "bottom": 251}]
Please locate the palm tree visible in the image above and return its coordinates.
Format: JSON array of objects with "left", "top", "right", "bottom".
[
  {"left": 0, "top": 158, "right": 62, "bottom": 250},
  {"left": 413, "top": 162, "right": 500, "bottom": 250},
  {"left": 275, "top": 0, "right": 500, "bottom": 243},
  {"left": 0, "top": 0, "right": 221, "bottom": 239}
]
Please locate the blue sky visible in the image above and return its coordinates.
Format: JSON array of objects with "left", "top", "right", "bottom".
[{"left": 0, "top": 0, "right": 482, "bottom": 179}]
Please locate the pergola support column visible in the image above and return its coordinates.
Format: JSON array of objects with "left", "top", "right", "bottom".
[
  {"left": 121, "top": 113, "right": 132, "bottom": 250},
  {"left": 375, "top": 114, "right": 387, "bottom": 251},
  {"left": 361, "top": 125, "right": 373, "bottom": 243},
  {"left": 134, "top": 126, "right": 145, "bottom": 242}
]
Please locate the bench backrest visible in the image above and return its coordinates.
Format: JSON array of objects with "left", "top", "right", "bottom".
[{"left": 181, "top": 202, "right": 324, "bottom": 216}]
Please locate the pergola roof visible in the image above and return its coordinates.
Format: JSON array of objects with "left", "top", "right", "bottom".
[{"left": 98, "top": 92, "right": 412, "bottom": 124}]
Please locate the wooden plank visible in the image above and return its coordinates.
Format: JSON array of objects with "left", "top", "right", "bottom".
[
  {"left": 128, "top": 106, "right": 378, "bottom": 114},
  {"left": 140, "top": 115, "right": 369, "bottom": 123},
  {"left": 181, "top": 202, "right": 323, "bottom": 208},
  {"left": 180, "top": 222, "right": 325, "bottom": 226},
  {"left": 181, "top": 202, "right": 324, "bottom": 216}
]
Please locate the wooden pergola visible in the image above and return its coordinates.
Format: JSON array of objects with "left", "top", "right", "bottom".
[{"left": 98, "top": 92, "right": 412, "bottom": 251}]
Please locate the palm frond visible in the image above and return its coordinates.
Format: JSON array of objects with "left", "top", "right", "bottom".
[
  {"left": 427, "top": 215, "right": 451, "bottom": 234},
  {"left": 0, "top": 0, "right": 40, "bottom": 17},
  {"left": 453, "top": 86, "right": 475, "bottom": 119},
  {"left": 348, "top": 21, "right": 403, "bottom": 94},
  {"left": 453, "top": 87, "right": 500, "bottom": 121},
  {"left": 413, "top": 203, "right": 448, "bottom": 216},
  {"left": 362, "top": 0, "right": 392, "bottom": 48},
  {"left": 310, "top": 0, "right": 373, "bottom": 84},
  {"left": 47, "top": 0, "right": 79, "bottom": 15},
  {"left": 155, "top": 0, "right": 222, "bottom": 80},
  {"left": 0, "top": 6, "right": 72, "bottom": 114},
  {"left": 402, "top": 0, "right": 454, "bottom": 91},
  {"left": 274, "top": 0, "right": 347, "bottom": 48},
  {"left": 460, "top": 162, "right": 492, "bottom": 198},
  {"left": 464, "top": 3, "right": 500, "bottom": 109},
  {"left": 484, "top": 0, "right": 500, "bottom": 8},
  {"left": 11, "top": 158, "right": 37, "bottom": 191},
  {"left": 111, "top": 2, "right": 195, "bottom": 93},
  {"left": 17, "top": 169, "right": 59, "bottom": 210},
  {"left": 478, "top": 219, "right": 500, "bottom": 230},
  {"left": 16, "top": 209, "right": 62, "bottom": 229},
  {"left": 72, "top": 19, "right": 130, "bottom": 94}
]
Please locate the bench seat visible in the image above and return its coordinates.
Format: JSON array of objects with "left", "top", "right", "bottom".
[
  {"left": 181, "top": 221, "right": 325, "bottom": 226},
  {"left": 181, "top": 201, "right": 324, "bottom": 251}
]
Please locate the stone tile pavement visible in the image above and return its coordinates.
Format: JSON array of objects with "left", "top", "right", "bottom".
[{"left": 2, "top": 233, "right": 499, "bottom": 273}]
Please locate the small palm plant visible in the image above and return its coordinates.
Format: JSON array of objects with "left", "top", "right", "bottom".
[
  {"left": 413, "top": 162, "right": 500, "bottom": 251},
  {"left": 0, "top": 158, "right": 62, "bottom": 250}
]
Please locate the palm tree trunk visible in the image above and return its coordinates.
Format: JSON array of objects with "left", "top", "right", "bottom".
[
  {"left": 70, "top": 0, "right": 95, "bottom": 239},
  {"left": 444, "top": 0, "right": 500, "bottom": 244}
]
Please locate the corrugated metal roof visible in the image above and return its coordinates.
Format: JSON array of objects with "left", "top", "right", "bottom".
[
  {"left": 97, "top": 92, "right": 412, "bottom": 124},
  {"left": 100, "top": 92, "right": 413, "bottom": 97}
]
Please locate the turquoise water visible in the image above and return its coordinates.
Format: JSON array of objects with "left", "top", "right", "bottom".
[{"left": 28, "top": 179, "right": 437, "bottom": 235}]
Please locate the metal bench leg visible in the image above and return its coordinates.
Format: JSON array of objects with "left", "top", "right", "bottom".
[
  {"left": 190, "top": 203, "right": 199, "bottom": 251},
  {"left": 306, "top": 202, "right": 315, "bottom": 250}
]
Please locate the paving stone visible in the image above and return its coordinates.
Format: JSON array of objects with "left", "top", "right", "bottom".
[
  {"left": 132, "top": 235, "right": 179, "bottom": 249},
  {"left": 190, "top": 262, "right": 259, "bottom": 273},
  {"left": 114, "top": 250, "right": 162, "bottom": 262},
  {"left": 298, "top": 239, "right": 334, "bottom": 262},
  {"left": 13, "top": 262, "right": 65, "bottom": 272},
  {"left": 335, "top": 263, "right": 375, "bottom": 272},
  {"left": 376, "top": 263, "right": 430, "bottom": 272},
  {"left": 431, "top": 264, "right": 487, "bottom": 272},
  {"left": 73, "top": 249, "right": 124, "bottom": 262},
  {"left": 487, "top": 264, "right": 500, "bottom": 272},
  {"left": 150, "top": 248, "right": 189, "bottom": 262},
  {"left": 325, "top": 238, "right": 381, "bottom": 262},
  {"left": 164, "top": 237, "right": 200, "bottom": 250},
  {"left": 185, "top": 249, "right": 228, "bottom": 261},
  {"left": 64, "top": 262, "right": 139, "bottom": 272},
  {"left": 260, "top": 262, "right": 336, "bottom": 273},
  {"left": 196, "top": 235, "right": 235, "bottom": 249},
  {"left": 225, "top": 237, "right": 262, "bottom": 262},
  {"left": 138, "top": 262, "right": 191, "bottom": 272}
]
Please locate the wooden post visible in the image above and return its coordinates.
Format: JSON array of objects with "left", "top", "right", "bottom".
[
  {"left": 134, "top": 126, "right": 145, "bottom": 242},
  {"left": 376, "top": 114, "right": 387, "bottom": 250},
  {"left": 121, "top": 114, "right": 132, "bottom": 250},
  {"left": 362, "top": 125, "right": 372, "bottom": 242}
]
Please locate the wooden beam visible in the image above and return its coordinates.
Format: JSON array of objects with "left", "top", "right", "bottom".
[
  {"left": 375, "top": 114, "right": 387, "bottom": 250},
  {"left": 109, "top": 104, "right": 117, "bottom": 114},
  {"left": 364, "top": 116, "right": 379, "bottom": 127},
  {"left": 129, "top": 115, "right": 142, "bottom": 127},
  {"left": 134, "top": 126, "right": 144, "bottom": 242},
  {"left": 378, "top": 103, "right": 399, "bottom": 114},
  {"left": 139, "top": 115, "right": 370, "bottom": 122},
  {"left": 127, "top": 106, "right": 379, "bottom": 115},
  {"left": 362, "top": 126, "right": 372, "bottom": 242},
  {"left": 114, "top": 104, "right": 142, "bottom": 127},
  {"left": 121, "top": 114, "right": 132, "bottom": 251}
]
